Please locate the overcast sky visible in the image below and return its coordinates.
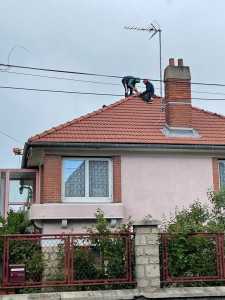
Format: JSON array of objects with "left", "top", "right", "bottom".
[{"left": 1, "top": 0, "right": 225, "bottom": 168}]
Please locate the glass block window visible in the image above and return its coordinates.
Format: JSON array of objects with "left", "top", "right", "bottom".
[
  {"left": 63, "top": 158, "right": 112, "bottom": 202},
  {"left": 219, "top": 161, "right": 225, "bottom": 189},
  {"left": 89, "top": 161, "right": 109, "bottom": 197}
]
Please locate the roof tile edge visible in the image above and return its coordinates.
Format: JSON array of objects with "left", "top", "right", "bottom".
[
  {"left": 28, "top": 96, "right": 133, "bottom": 142},
  {"left": 192, "top": 106, "right": 225, "bottom": 119}
]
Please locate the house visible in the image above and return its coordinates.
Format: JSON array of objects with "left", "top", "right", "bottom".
[{"left": 1, "top": 58, "right": 225, "bottom": 234}]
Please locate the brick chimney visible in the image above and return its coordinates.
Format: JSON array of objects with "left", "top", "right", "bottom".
[{"left": 162, "top": 58, "right": 201, "bottom": 138}]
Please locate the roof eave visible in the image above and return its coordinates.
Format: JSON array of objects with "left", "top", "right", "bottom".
[{"left": 22, "top": 141, "right": 225, "bottom": 168}]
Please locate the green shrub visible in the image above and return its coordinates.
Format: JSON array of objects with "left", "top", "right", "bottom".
[
  {"left": 0, "top": 210, "right": 44, "bottom": 289},
  {"left": 52, "top": 209, "right": 134, "bottom": 291},
  {"left": 161, "top": 190, "right": 225, "bottom": 287}
]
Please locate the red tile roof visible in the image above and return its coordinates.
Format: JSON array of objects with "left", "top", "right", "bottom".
[{"left": 28, "top": 94, "right": 225, "bottom": 145}]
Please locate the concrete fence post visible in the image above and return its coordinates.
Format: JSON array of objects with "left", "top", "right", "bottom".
[{"left": 132, "top": 218, "right": 161, "bottom": 293}]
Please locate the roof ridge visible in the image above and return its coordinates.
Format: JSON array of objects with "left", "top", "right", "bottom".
[{"left": 28, "top": 95, "right": 133, "bottom": 142}]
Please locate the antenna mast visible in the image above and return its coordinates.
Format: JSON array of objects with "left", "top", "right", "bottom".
[{"left": 124, "top": 20, "right": 164, "bottom": 110}]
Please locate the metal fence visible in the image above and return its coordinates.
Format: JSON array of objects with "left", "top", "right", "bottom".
[
  {"left": 0, "top": 232, "right": 136, "bottom": 291},
  {"left": 160, "top": 232, "right": 225, "bottom": 284}
]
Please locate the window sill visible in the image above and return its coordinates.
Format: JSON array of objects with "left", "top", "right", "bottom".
[
  {"left": 29, "top": 203, "right": 124, "bottom": 220},
  {"left": 61, "top": 198, "right": 112, "bottom": 203}
]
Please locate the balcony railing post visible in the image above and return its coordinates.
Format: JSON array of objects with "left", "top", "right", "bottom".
[{"left": 132, "top": 218, "right": 161, "bottom": 293}]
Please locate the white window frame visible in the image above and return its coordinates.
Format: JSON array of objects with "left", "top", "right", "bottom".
[{"left": 62, "top": 157, "right": 113, "bottom": 203}]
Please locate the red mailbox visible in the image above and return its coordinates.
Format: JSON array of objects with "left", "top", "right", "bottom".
[{"left": 8, "top": 265, "right": 26, "bottom": 284}]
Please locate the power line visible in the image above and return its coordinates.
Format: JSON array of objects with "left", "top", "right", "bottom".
[
  {"left": 192, "top": 90, "right": 225, "bottom": 96},
  {"left": 2, "top": 69, "right": 225, "bottom": 96},
  {"left": 1, "top": 84, "right": 225, "bottom": 101},
  {"left": 0, "top": 63, "right": 125, "bottom": 80},
  {"left": 0, "top": 130, "right": 23, "bottom": 144},
  {"left": 184, "top": 98, "right": 225, "bottom": 101},
  {"left": 0, "top": 85, "right": 124, "bottom": 96},
  {"left": 1, "top": 64, "right": 225, "bottom": 97},
  {"left": 0, "top": 70, "right": 123, "bottom": 86},
  {"left": 2, "top": 63, "right": 225, "bottom": 87},
  {"left": 0, "top": 69, "right": 158, "bottom": 91},
  {"left": 0, "top": 63, "right": 162, "bottom": 84}
]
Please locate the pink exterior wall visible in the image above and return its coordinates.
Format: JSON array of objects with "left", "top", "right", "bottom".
[
  {"left": 29, "top": 155, "right": 215, "bottom": 234},
  {"left": 121, "top": 156, "right": 214, "bottom": 221},
  {"left": 41, "top": 220, "right": 102, "bottom": 234}
]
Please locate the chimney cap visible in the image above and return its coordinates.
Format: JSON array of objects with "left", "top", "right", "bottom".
[
  {"left": 178, "top": 58, "right": 183, "bottom": 66},
  {"left": 164, "top": 58, "right": 191, "bottom": 81},
  {"left": 169, "top": 58, "right": 175, "bottom": 66}
]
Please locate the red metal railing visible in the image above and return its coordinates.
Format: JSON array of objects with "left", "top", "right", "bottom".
[
  {"left": 159, "top": 232, "right": 225, "bottom": 284},
  {"left": 0, "top": 232, "right": 136, "bottom": 291}
]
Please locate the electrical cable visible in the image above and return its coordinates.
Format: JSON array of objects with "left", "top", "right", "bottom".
[
  {"left": 2, "top": 63, "right": 225, "bottom": 87},
  {"left": 2, "top": 69, "right": 225, "bottom": 96},
  {"left": 0, "top": 130, "right": 23, "bottom": 144},
  {"left": 191, "top": 90, "right": 225, "bottom": 96},
  {"left": 0, "top": 69, "right": 159, "bottom": 91},
  {"left": 1, "top": 64, "right": 225, "bottom": 98},
  {"left": 0, "top": 70, "right": 123, "bottom": 86},
  {"left": 0, "top": 63, "right": 125, "bottom": 80},
  {"left": 1, "top": 84, "right": 225, "bottom": 101},
  {"left": 0, "top": 85, "right": 125, "bottom": 96}
]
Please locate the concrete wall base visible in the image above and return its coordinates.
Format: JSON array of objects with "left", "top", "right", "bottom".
[
  {"left": 0, "top": 289, "right": 140, "bottom": 300},
  {"left": 2, "top": 287, "right": 225, "bottom": 300},
  {"left": 141, "top": 287, "right": 225, "bottom": 299}
]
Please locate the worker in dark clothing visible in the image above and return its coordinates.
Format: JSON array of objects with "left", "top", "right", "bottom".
[
  {"left": 122, "top": 76, "right": 140, "bottom": 97},
  {"left": 140, "top": 79, "right": 155, "bottom": 103}
]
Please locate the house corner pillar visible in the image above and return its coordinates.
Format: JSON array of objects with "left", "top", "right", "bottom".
[{"left": 132, "top": 218, "right": 161, "bottom": 293}]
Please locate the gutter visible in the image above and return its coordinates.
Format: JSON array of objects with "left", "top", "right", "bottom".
[{"left": 22, "top": 141, "right": 225, "bottom": 168}]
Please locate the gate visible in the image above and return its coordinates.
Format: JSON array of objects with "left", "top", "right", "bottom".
[{"left": 0, "top": 232, "right": 136, "bottom": 291}]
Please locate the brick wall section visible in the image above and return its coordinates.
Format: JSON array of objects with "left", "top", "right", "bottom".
[
  {"left": 165, "top": 79, "right": 192, "bottom": 128},
  {"left": 212, "top": 157, "right": 220, "bottom": 192},
  {"left": 43, "top": 154, "right": 62, "bottom": 203},
  {"left": 113, "top": 156, "right": 121, "bottom": 203},
  {"left": 40, "top": 165, "right": 44, "bottom": 204}
]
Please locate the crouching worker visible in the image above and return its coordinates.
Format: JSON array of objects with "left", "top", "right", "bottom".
[
  {"left": 140, "top": 79, "right": 155, "bottom": 103},
  {"left": 122, "top": 76, "right": 140, "bottom": 97}
]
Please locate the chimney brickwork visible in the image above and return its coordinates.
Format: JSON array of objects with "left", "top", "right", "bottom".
[
  {"left": 162, "top": 58, "right": 200, "bottom": 138},
  {"left": 164, "top": 58, "right": 192, "bottom": 128},
  {"left": 164, "top": 79, "right": 192, "bottom": 128}
]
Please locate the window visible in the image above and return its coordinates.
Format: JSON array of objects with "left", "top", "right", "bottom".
[
  {"left": 0, "top": 170, "right": 38, "bottom": 218},
  {"left": 62, "top": 158, "right": 112, "bottom": 202},
  {"left": 9, "top": 179, "right": 34, "bottom": 212},
  {"left": 219, "top": 161, "right": 225, "bottom": 189}
]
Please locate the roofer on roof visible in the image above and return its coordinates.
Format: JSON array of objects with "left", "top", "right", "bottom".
[
  {"left": 140, "top": 79, "right": 155, "bottom": 103},
  {"left": 122, "top": 76, "right": 140, "bottom": 97}
]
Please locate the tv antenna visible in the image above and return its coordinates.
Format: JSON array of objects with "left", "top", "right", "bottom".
[{"left": 124, "top": 20, "right": 164, "bottom": 110}]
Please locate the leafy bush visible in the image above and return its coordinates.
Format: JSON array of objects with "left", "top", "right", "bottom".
[
  {"left": 73, "top": 246, "right": 105, "bottom": 281},
  {"left": 0, "top": 210, "right": 44, "bottom": 290},
  {"left": 161, "top": 190, "right": 225, "bottom": 287},
  {"left": 53, "top": 209, "right": 134, "bottom": 291},
  {"left": 8, "top": 239, "right": 44, "bottom": 282},
  {"left": 0, "top": 209, "right": 32, "bottom": 235},
  {"left": 85, "top": 209, "right": 132, "bottom": 282}
]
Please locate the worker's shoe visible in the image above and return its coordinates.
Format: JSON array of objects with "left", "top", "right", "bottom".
[
  {"left": 146, "top": 98, "right": 153, "bottom": 103},
  {"left": 125, "top": 93, "right": 128, "bottom": 97}
]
